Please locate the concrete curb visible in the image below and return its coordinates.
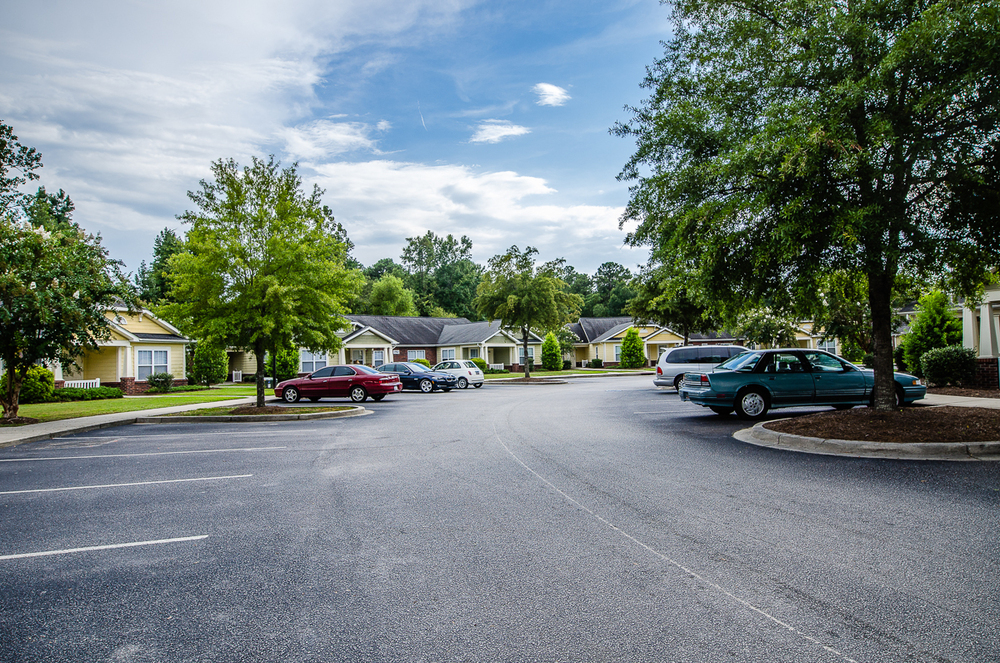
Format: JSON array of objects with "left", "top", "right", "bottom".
[
  {"left": 136, "top": 406, "right": 370, "bottom": 423},
  {"left": 734, "top": 420, "right": 1000, "bottom": 461}
]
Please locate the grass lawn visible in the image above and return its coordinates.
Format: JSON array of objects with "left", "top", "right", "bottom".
[{"left": 13, "top": 392, "right": 253, "bottom": 424}]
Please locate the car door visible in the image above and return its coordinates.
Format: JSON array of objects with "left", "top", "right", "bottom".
[
  {"left": 760, "top": 352, "right": 815, "bottom": 406},
  {"left": 802, "top": 351, "right": 868, "bottom": 404},
  {"left": 299, "top": 366, "right": 336, "bottom": 397}
]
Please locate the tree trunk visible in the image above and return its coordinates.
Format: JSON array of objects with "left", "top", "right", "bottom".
[
  {"left": 868, "top": 269, "right": 896, "bottom": 411},
  {"left": 1, "top": 356, "right": 24, "bottom": 420},
  {"left": 254, "top": 341, "right": 266, "bottom": 408},
  {"left": 522, "top": 327, "right": 530, "bottom": 379}
]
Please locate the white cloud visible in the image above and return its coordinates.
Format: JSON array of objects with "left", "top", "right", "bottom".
[
  {"left": 532, "top": 83, "right": 571, "bottom": 106},
  {"left": 307, "top": 160, "right": 645, "bottom": 271},
  {"left": 469, "top": 120, "right": 531, "bottom": 144},
  {"left": 280, "top": 120, "right": 386, "bottom": 160}
]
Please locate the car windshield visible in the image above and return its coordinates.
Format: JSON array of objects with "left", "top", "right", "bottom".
[
  {"left": 407, "top": 363, "right": 431, "bottom": 372},
  {"left": 717, "top": 351, "right": 763, "bottom": 372},
  {"left": 354, "top": 365, "right": 380, "bottom": 375}
]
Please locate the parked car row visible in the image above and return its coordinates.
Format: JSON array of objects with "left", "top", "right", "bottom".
[{"left": 274, "top": 360, "right": 484, "bottom": 403}]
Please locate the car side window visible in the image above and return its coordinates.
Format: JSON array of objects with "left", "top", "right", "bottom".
[
  {"left": 311, "top": 366, "right": 335, "bottom": 378},
  {"left": 765, "top": 353, "right": 807, "bottom": 373},
  {"left": 803, "top": 351, "right": 847, "bottom": 372},
  {"left": 697, "top": 348, "right": 725, "bottom": 364},
  {"left": 667, "top": 348, "right": 694, "bottom": 363},
  {"left": 333, "top": 366, "right": 356, "bottom": 376}
]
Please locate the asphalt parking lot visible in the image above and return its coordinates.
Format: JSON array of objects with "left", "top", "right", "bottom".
[{"left": 1, "top": 376, "right": 998, "bottom": 662}]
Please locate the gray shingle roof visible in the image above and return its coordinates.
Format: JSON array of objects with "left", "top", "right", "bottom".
[
  {"left": 345, "top": 315, "right": 471, "bottom": 345},
  {"left": 591, "top": 322, "right": 635, "bottom": 344},
  {"left": 437, "top": 320, "right": 509, "bottom": 345},
  {"left": 568, "top": 317, "right": 633, "bottom": 343},
  {"left": 133, "top": 332, "right": 188, "bottom": 342}
]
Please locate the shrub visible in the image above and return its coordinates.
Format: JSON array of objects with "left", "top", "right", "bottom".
[
  {"left": 50, "top": 386, "right": 124, "bottom": 401},
  {"left": 862, "top": 353, "right": 875, "bottom": 369},
  {"left": 412, "top": 358, "right": 431, "bottom": 368},
  {"left": 146, "top": 372, "right": 174, "bottom": 392},
  {"left": 191, "top": 343, "right": 229, "bottom": 386},
  {"left": 541, "top": 332, "right": 562, "bottom": 371},
  {"left": 619, "top": 328, "right": 646, "bottom": 368},
  {"left": 900, "top": 290, "right": 962, "bottom": 377},
  {"left": 893, "top": 345, "right": 908, "bottom": 372},
  {"left": 563, "top": 360, "right": 572, "bottom": 370},
  {"left": 484, "top": 367, "right": 509, "bottom": 374},
  {"left": 588, "top": 358, "right": 604, "bottom": 368},
  {"left": 921, "top": 345, "right": 976, "bottom": 387},
  {"left": 1, "top": 366, "right": 55, "bottom": 404},
  {"left": 470, "top": 357, "right": 487, "bottom": 372},
  {"left": 268, "top": 345, "right": 300, "bottom": 381}
]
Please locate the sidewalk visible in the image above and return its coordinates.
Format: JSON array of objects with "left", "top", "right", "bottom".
[
  {"left": 0, "top": 397, "right": 255, "bottom": 449},
  {"left": 919, "top": 393, "right": 1000, "bottom": 409}
]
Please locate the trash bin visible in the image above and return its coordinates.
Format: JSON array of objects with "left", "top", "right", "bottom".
[{"left": 264, "top": 377, "right": 273, "bottom": 388}]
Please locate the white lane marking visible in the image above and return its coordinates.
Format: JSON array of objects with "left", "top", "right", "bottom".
[
  {"left": 0, "top": 474, "right": 252, "bottom": 495},
  {"left": 0, "top": 447, "right": 286, "bottom": 463},
  {"left": 61, "top": 430, "right": 317, "bottom": 440},
  {"left": 491, "top": 420, "right": 859, "bottom": 663},
  {"left": 0, "top": 535, "right": 209, "bottom": 561}
]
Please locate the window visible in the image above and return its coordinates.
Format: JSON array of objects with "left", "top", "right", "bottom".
[
  {"left": 137, "top": 349, "right": 168, "bottom": 380},
  {"left": 333, "top": 366, "right": 357, "bottom": 376},
  {"left": 803, "top": 351, "right": 848, "bottom": 372},
  {"left": 311, "top": 366, "right": 335, "bottom": 378},
  {"left": 468, "top": 348, "right": 479, "bottom": 358},
  {"left": 441, "top": 348, "right": 456, "bottom": 361},
  {"left": 372, "top": 350, "right": 384, "bottom": 367},
  {"left": 407, "top": 350, "right": 425, "bottom": 360},
  {"left": 614, "top": 345, "right": 622, "bottom": 362},
  {"left": 817, "top": 339, "right": 837, "bottom": 355},
  {"left": 518, "top": 347, "right": 534, "bottom": 360},
  {"left": 301, "top": 350, "right": 327, "bottom": 373},
  {"left": 351, "top": 349, "right": 364, "bottom": 363},
  {"left": 666, "top": 348, "right": 697, "bottom": 363}
]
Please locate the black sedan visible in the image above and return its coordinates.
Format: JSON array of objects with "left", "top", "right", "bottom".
[{"left": 377, "top": 362, "right": 458, "bottom": 393}]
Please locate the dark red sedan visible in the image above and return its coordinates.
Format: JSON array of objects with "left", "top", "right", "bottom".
[{"left": 274, "top": 365, "right": 402, "bottom": 403}]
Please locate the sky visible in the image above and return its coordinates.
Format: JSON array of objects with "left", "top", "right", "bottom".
[{"left": 1, "top": 0, "right": 672, "bottom": 277}]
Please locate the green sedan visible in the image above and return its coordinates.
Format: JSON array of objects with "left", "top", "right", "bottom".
[{"left": 678, "top": 348, "right": 925, "bottom": 419}]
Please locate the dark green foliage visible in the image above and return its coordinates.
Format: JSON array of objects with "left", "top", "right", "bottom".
[
  {"left": 145, "top": 372, "right": 174, "bottom": 392},
  {"left": 614, "top": 0, "right": 1000, "bottom": 410},
  {"left": 563, "top": 360, "right": 572, "bottom": 370},
  {"left": 921, "top": 345, "right": 976, "bottom": 387},
  {"left": 49, "top": 386, "right": 123, "bottom": 401},
  {"left": 619, "top": 328, "right": 646, "bottom": 368},
  {"left": 412, "top": 358, "right": 431, "bottom": 368},
  {"left": 135, "top": 228, "right": 184, "bottom": 304},
  {"left": 894, "top": 345, "right": 908, "bottom": 372},
  {"left": 541, "top": 332, "right": 562, "bottom": 370},
  {"left": 900, "top": 291, "right": 963, "bottom": 377},
  {"left": 1, "top": 366, "right": 53, "bottom": 404},
  {"left": 268, "top": 345, "right": 300, "bottom": 382},
  {"left": 484, "top": 366, "right": 509, "bottom": 374},
  {"left": 628, "top": 264, "right": 718, "bottom": 344},
  {"left": 191, "top": 343, "right": 228, "bottom": 386},
  {"left": 367, "top": 274, "right": 418, "bottom": 316},
  {"left": 0, "top": 121, "right": 42, "bottom": 217},
  {"left": 399, "top": 232, "right": 482, "bottom": 318},
  {"left": 588, "top": 358, "right": 603, "bottom": 369},
  {"left": 470, "top": 357, "right": 487, "bottom": 372}
]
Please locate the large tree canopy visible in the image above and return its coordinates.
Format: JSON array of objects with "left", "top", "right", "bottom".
[
  {"left": 474, "top": 246, "right": 583, "bottom": 378},
  {"left": 614, "top": 0, "right": 1000, "bottom": 409},
  {"left": 163, "top": 156, "right": 362, "bottom": 406}
]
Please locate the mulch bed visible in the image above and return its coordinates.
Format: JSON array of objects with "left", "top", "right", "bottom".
[
  {"left": 765, "top": 406, "right": 1000, "bottom": 443},
  {"left": 0, "top": 416, "right": 40, "bottom": 426},
  {"left": 927, "top": 386, "right": 1000, "bottom": 399}
]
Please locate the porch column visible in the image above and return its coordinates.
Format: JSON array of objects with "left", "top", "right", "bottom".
[
  {"left": 964, "top": 306, "right": 978, "bottom": 352},
  {"left": 979, "top": 303, "right": 998, "bottom": 357}
]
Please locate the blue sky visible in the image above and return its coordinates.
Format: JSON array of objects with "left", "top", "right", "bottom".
[{"left": 1, "top": 0, "right": 670, "bottom": 275}]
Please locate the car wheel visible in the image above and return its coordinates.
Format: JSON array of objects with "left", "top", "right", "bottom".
[
  {"left": 735, "top": 387, "right": 769, "bottom": 420},
  {"left": 458, "top": 377, "right": 468, "bottom": 389},
  {"left": 708, "top": 406, "right": 733, "bottom": 416},
  {"left": 349, "top": 386, "right": 368, "bottom": 403},
  {"left": 673, "top": 374, "right": 684, "bottom": 390},
  {"left": 371, "top": 394, "right": 385, "bottom": 402},
  {"left": 419, "top": 379, "right": 433, "bottom": 393},
  {"left": 282, "top": 387, "right": 300, "bottom": 403},
  {"left": 473, "top": 382, "right": 483, "bottom": 388}
]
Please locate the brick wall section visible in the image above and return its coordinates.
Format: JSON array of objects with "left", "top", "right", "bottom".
[
  {"left": 972, "top": 358, "right": 999, "bottom": 390},
  {"left": 104, "top": 377, "right": 189, "bottom": 394},
  {"left": 391, "top": 347, "right": 438, "bottom": 365}
]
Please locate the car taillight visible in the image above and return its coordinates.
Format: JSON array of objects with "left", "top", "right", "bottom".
[
  {"left": 657, "top": 366, "right": 662, "bottom": 375},
  {"left": 701, "top": 374, "right": 710, "bottom": 383}
]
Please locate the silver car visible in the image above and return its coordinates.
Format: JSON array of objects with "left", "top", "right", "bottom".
[{"left": 654, "top": 345, "right": 746, "bottom": 390}]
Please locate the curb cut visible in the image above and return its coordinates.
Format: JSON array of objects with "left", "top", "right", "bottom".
[
  {"left": 136, "top": 406, "right": 370, "bottom": 423},
  {"left": 734, "top": 420, "right": 1000, "bottom": 461}
]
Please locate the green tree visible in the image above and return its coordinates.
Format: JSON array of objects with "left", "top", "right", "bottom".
[
  {"left": 368, "top": 274, "right": 418, "bottom": 316},
  {"left": 162, "top": 156, "right": 362, "bottom": 407},
  {"left": 900, "top": 290, "right": 962, "bottom": 376},
  {"left": 627, "top": 264, "right": 719, "bottom": 344},
  {"left": 541, "top": 331, "right": 562, "bottom": 370},
  {"left": 0, "top": 121, "right": 42, "bottom": 218},
  {"left": 267, "top": 343, "right": 300, "bottom": 382},
  {"left": 618, "top": 327, "right": 646, "bottom": 368},
  {"left": 614, "top": 0, "right": 1000, "bottom": 409},
  {"left": 136, "top": 228, "right": 184, "bottom": 304},
  {"left": 734, "top": 308, "right": 800, "bottom": 348},
  {"left": 474, "top": 246, "right": 583, "bottom": 378},
  {"left": 400, "top": 231, "right": 479, "bottom": 317},
  {"left": 191, "top": 342, "right": 228, "bottom": 386},
  {"left": 0, "top": 201, "right": 136, "bottom": 420}
]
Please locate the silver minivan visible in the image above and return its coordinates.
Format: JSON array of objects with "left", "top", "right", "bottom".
[{"left": 654, "top": 345, "right": 747, "bottom": 390}]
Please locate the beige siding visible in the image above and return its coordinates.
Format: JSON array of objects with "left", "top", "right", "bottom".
[
  {"left": 107, "top": 311, "right": 176, "bottom": 335},
  {"left": 169, "top": 345, "right": 185, "bottom": 376},
  {"left": 87, "top": 348, "right": 119, "bottom": 382},
  {"left": 351, "top": 332, "right": 387, "bottom": 346}
]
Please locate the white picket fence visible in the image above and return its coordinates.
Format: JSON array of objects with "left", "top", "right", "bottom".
[
  {"left": 232, "top": 370, "right": 242, "bottom": 383},
  {"left": 488, "top": 363, "right": 505, "bottom": 371},
  {"left": 63, "top": 378, "right": 100, "bottom": 389}
]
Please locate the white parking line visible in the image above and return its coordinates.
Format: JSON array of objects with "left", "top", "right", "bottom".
[
  {"left": 64, "top": 431, "right": 316, "bottom": 439},
  {"left": 0, "top": 474, "right": 252, "bottom": 495},
  {"left": 0, "top": 447, "right": 286, "bottom": 463},
  {"left": 0, "top": 535, "right": 209, "bottom": 561}
]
